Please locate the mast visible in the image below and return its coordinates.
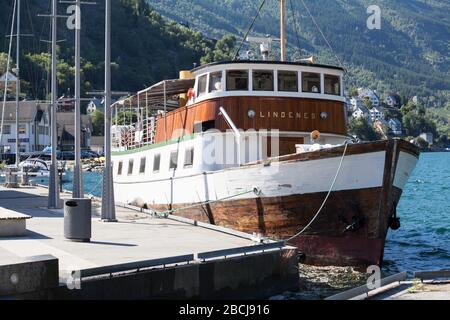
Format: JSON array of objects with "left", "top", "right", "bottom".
[
  {"left": 15, "top": 0, "right": 21, "bottom": 167},
  {"left": 0, "top": 0, "right": 17, "bottom": 157},
  {"left": 48, "top": 0, "right": 60, "bottom": 208},
  {"left": 280, "top": 0, "right": 286, "bottom": 62}
]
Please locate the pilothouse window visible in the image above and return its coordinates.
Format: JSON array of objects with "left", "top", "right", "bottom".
[
  {"left": 253, "top": 70, "right": 274, "bottom": 91},
  {"left": 324, "top": 74, "right": 341, "bottom": 95},
  {"left": 184, "top": 148, "right": 194, "bottom": 167},
  {"left": 302, "top": 72, "right": 321, "bottom": 93},
  {"left": 278, "top": 71, "right": 298, "bottom": 92},
  {"left": 226, "top": 70, "right": 248, "bottom": 91},
  {"left": 209, "top": 72, "right": 223, "bottom": 92},
  {"left": 197, "top": 74, "right": 208, "bottom": 97}
]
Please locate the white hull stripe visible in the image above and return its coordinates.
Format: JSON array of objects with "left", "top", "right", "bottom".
[{"left": 114, "top": 151, "right": 387, "bottom": 206}]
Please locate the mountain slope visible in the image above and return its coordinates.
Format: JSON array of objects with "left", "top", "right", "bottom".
[
  {"left": 146, "top": 0, "right": 450, "bottom": 106},
  {"left": 0, "top": 0, "right": 214, "bottom": 99}
]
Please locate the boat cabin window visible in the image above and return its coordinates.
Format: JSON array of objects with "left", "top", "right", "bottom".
[
  {"left": 226, "top": 70, "right": 249, "bottom": 91},
  {"left": 253, "top": 70, "right": 274, "bottom": 91},
  {"left": 324, "top": 74, "right": 341, "bottom": 95},
  {"left": 302, "top": 72, "right": 321, "bottom": 93},
  {"left": 278, "top": 71, "right": 298, "bottom": 92},
  {"left": 117, "top": 161, "right": 123, "bottom": 176},
  {"left": 128, "top": 159, "right": 134, "bottom": 175},
  {"left": 153, "top": 154, "right": 161, "bottom": 172},
  {"left": 139, "top": 157, "right": 146, "bottom": 174},
  {"left": 197, "top": 74, "right": 208, "bottom": 97},
  {"left": 169, "top": 151, "right": 178, "bottom": 170},
  {"left": 184, "top": 147, "right": 194, "bottom": 168},
  {"left": 209, "top": 71, "right": 223, "bottom": 92}
]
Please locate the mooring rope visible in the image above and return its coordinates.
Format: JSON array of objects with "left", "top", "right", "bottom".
[
  {"left": 284, "top": 141, "right": 350, "bottom": 242},
  {"left": 149, "top": 188, "right": 259, "bottom": 218}
]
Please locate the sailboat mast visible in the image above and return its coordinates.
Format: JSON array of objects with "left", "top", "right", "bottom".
[
  {"left": 280, "top": 0, "right": 286, "bottom": 62},
  {"left": 15, "top": 0, "right": 21, "bottom": 167}
]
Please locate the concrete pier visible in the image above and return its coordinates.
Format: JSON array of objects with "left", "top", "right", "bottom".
[{"left": 0, "top": 186, "right": 299, "bottom": 299}]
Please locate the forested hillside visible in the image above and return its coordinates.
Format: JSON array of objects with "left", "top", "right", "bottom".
[
  {"left": 146, "top": 0, "right": 450, "bottom": 107},
  {"left": 0, "top": 0, "right": 216, "bottom": 100}
]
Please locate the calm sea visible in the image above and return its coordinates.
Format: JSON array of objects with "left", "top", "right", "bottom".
[
  {"left": 2, "top": 152, "right": 449, "bottom": 273},
  {"left": 384, "top": 152, "right": 450, "bottom": 273}
]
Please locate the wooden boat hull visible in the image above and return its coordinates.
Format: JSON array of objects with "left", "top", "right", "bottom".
[{"left": 114, "top": 139, "right": 419, "bottom": 267}]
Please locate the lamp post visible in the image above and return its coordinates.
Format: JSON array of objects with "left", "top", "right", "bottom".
[
  {"left": 101, "top": 0, "right": 116, "bottom": 222},
  {"left": 48, "top": 0, "right": 60, "bottom": 209}
]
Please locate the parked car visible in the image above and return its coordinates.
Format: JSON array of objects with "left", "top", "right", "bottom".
[{"left": 59, "top": 151, "right": 75, "bottom": 161}]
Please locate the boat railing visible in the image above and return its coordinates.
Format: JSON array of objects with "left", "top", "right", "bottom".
[{"left": 112, "top": 117, "right": 157, "bottom": 151}]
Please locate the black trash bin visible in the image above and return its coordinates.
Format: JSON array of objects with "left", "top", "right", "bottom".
[{"left": 64, "top": 198, "right": 92, "bottom": 242}]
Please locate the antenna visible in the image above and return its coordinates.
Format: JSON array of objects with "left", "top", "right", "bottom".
[{"left": 246, "top": 36, "right": 280, "bottom": 60}]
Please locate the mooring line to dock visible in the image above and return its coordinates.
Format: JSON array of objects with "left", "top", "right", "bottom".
[
  {"left": 147, "top": 188, "right": 259, "bottom": 218},
  {"left": 284, "top": 141, "right": 350, "bottom": 242}
]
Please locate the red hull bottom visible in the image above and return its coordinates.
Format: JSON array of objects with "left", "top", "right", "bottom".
[{"left": 290, "top": 235, "right": 385, "bottom": 267}]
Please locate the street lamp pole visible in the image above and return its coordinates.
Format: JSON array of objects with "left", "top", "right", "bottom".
[
  {"left": 48, "top": 0, "right": 60, "bottom": 209},
  {"left": 101, "top": 0, "right": 116, "bottom": 222}
]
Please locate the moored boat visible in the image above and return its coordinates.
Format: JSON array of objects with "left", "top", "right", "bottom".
[{"left": 110, "top": 2, "right": 419, "bottom": 267}]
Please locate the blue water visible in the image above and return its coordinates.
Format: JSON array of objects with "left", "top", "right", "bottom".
[
  {"left": 1, "top": 153, "right": 449, "bottom": 272},
  {"left": 384, "top": 152, "right": 450, "bottom": 273}
]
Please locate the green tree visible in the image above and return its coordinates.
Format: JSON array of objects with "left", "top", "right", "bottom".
[
  {"left": 0, "top": 52, "right": 13, "bottom": 75},
  {"left": 348, "top": 117, "right": 380, "bottom": 142},
  {"left": 348, "top": 87, "right": 358, "bottom": 97},
  {"left": 91, "top": 110, "right": 105, "bottom": 136},
  {"left": 113, "top": 110, "right": 138, "bottom": 125},
  {"left": 201, "top": 35, "right": 236, "bottom": 64},
  {"left": 401, "top": 103, "right": 437, "bottom": 138},
  {"left": 415, "top": 137, "right": 429, "bottom": 149}
]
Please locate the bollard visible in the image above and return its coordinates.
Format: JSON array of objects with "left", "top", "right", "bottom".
[
  {"left": 4, "top": 168, "right": 19, "bottom": 188},
  {"left": 21, "top": 171, "right": 29, "bottom": 186}
]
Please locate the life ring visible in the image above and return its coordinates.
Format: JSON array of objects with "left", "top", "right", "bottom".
[{"left": 187, "top": 88, "right": 195, "bottom": 100}]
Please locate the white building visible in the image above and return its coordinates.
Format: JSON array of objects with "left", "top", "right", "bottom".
[
  {"left": 0, "top": 101, "right": 51, "bottom": 154},
  {"left": 388, "top": 118, "right": 402, "bottom": 136},
  {"left": 358, "top": 88, "right": 380, "bottom": 108},
  {"left": 420, "top": 133, "right": 434, "bottom": 146},
  {"left": 350, "top": 97, "right": 365, "bottom": 112},
  {"left": 370, "top": 106, "right": 385, "bottom": 122},
  {"left": 86, "top": 97, "right": 104, "bottom": 115},
  {"left": 352, "top": 105, "right": 370, "bottom": 120},
  {"left": 385, "top": 95, "right": 400, "bottom": 108}
]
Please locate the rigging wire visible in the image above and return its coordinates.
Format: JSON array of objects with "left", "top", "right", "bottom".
[
  {"left": 232, "top": 0, "right": 267, "bottom": 61},
  {"left": 298, "top": 0, "right": 347, "bottom": 71},
  {"left": 25, "top": 0, "right": 39, "bottom": 99},
  {"left": 0, "top": 0, "right": 18, "bottom": 151},
  {"left": 289, "top": 0, "right": 302, "bottom": 58}
]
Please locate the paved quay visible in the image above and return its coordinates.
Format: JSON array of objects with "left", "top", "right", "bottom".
[
  {"left": 370, "top": 282, "right": 450, "bottom": 300},
  {"left": 0, "top": 186, "right": 254, "bottom": 275}
]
